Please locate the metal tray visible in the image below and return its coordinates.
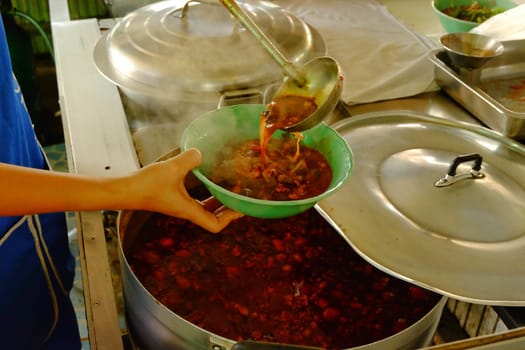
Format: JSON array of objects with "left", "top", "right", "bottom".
[{"left": 429, "top": 40, "right": 525, "bottom": 140}]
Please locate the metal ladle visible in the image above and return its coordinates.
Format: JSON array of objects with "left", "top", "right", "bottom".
[{"left": 219, "top": 0, "right": 343, "bottom": 132}]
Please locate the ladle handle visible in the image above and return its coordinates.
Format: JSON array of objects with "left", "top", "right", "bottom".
[{"left": 219, "top": 0, "right": 306, "bottom": 86}]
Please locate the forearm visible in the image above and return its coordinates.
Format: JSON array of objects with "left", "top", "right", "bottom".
[
  {"left": 0, "top": 150, "right": 243, "bottom": 233},
  {"left": 0, "top": 163, "right": 134, "bottom": 215}
]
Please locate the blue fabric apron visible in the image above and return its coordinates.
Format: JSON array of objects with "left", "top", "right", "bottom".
[{"left": 0, "top": 14, "right": 80, "bottom": 349}]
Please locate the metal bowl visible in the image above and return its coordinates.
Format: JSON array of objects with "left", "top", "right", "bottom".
[
  {"left": 439, "top": 32, "right": 504, "bottom": 69},
  {"left": 180, "top": 104, "right": 353, "bottom": 219}
]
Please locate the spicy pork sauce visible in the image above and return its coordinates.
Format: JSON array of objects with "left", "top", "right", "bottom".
[
  {"left": 208, "top": 95, "right": 332, "bottom": 201},
  {"left": 127, "top": 208, "right": 441, "bottom": 349}
]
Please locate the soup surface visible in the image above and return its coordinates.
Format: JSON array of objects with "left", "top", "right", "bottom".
[
  {"left": 208, "top": 136, "right": 332, "bottom": 201},
  {"left": 127, "top": 208, "right": 441, "bottom": 349},
  {"left": 207, "top": 95, "right": 331, "bottom": 201}
]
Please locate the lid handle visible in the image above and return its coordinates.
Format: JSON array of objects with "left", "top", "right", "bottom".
[
  {"left": 435, "top": 153, "right": 485, "bottom": 187},
  {"left": 166, "top": 0, "right": 244, "bottom": 35},
  {"left": 169, "top": 0, "right": 217, "bottom": 18}
]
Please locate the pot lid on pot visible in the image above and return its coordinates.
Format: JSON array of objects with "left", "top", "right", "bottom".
[
  {"left": 317, "top": 111, "right": 525, "bottom": 305},
  {"left": 93, "top": 0, "right": 325, "bottom": 98}
]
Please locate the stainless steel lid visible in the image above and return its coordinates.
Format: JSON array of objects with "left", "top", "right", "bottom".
[
  {"left": 93, "top": 0, "right": 325, "bottom": 98},
  {"left": 317, "top": 111, "right": 525, "bottom": 305}
]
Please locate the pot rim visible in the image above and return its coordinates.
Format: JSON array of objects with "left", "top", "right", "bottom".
[{"left": 117, "top": 207, "right": 447, "bottom": 349}]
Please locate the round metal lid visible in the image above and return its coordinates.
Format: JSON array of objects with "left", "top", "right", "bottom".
[
  {"left": 317, "top": 111, "right": 525, "bottom": 305},
  {"left": 93, "top": 0, "right": 325, "bottom": 97}
]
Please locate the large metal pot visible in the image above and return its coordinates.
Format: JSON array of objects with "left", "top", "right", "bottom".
[
  {"left": 117, "top": 180, "right": 446, "bottom": 350},
  {"left": 104, "top": 0, "right": 160, "bottom": 17},
  {"left": 93, "top": 0, "right": 325, "bottom": 129}
]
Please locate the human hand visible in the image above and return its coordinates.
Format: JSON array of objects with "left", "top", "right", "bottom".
[{"left": 127, "top": 148, "right": 243, "bottom": 233}]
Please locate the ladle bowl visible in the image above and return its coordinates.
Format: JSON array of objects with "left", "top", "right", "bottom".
[
  {"left": 440, "top": 32, "right": 504, "bottom": 69},
  {"left": 219, "top": 0, "right": 343, "bottom": 132},
  {"left": 276, "top": 56, "right": 343, "bottom": 132}
]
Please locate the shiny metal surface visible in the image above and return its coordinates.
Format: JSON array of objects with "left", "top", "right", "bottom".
[
  {"left": 429, "top": 40, "right": 525, "bottom": 140},
  {"left": 317, "top": 110, "right": 525, "bottom": 305},
  {"left": 93, "top": 0, "right": 325, "bottom": 99}
]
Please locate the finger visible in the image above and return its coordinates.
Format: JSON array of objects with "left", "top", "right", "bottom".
[
  {"left": 212, "top": 208, "right": 244, "bottom": 232},
  {"left": 201, "top": 196, "right": 223, "bottom": 212},
  {"left": 175, "top": 148, "right": 202, "bottom": 172},
  {"left": 164, "top": 149, "right": 203, "bottom": 200},
  {"left": 182, "top": 199, "right": 243, "bottom": 233}
]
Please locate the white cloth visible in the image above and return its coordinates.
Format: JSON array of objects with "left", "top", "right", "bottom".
[
  {"left": 471, "top": 3, "right": 525, "bottom": 41},
  {"left": 274, "top": 0, "right": 440, "bottom": 104}
]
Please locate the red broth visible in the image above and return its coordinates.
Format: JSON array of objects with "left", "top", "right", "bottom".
[
  {"left": 207, "top": 95, "right": 331, "bottom": 201},
  {"left": 260, "top": 95, "right": 317, "bottom": 161},
  {"left": 127, "top": 208, "right": 441, "bottom": 349},
  {"left": 208, "top": 136, "right": 332, "bottom": 201},
  {"left": 262, "top": 95, "right": 317, "bottom": 132}
]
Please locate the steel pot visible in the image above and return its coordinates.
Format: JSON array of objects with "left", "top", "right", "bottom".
[
  {"left": 104, "top": 0, "right": 159, "bottom": 17},
  {"left": 117, "top": 165, "right": 446, "bottom": 350},
  {"left": 93, "top": 0, "right": 326, "bottom": 129}
]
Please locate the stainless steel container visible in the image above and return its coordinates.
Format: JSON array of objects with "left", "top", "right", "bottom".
[
  {"left": 118, "top": 208, "right": 446, "bottom": 350},
  {"left": 94, "top": 0, "right": 325, "bottom": 129},
  {"left": 429, "top": 39, "right": 525, "bottom": 140}
]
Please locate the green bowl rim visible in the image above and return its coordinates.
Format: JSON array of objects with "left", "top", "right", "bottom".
[{"left": 431, "top": 0, "right": 515, "bottom": 25}]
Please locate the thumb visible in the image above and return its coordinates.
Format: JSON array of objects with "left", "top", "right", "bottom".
[{"left": 171, "top": 148, "right": 202, "bottom": 173}]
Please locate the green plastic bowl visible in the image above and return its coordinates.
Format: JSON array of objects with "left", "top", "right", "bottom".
[
  {"left": 180, "top": 104, "right": 353, "bottom": 219},
  {"left": 432, "top": 0, "right": 517, "bottom": 33}
]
